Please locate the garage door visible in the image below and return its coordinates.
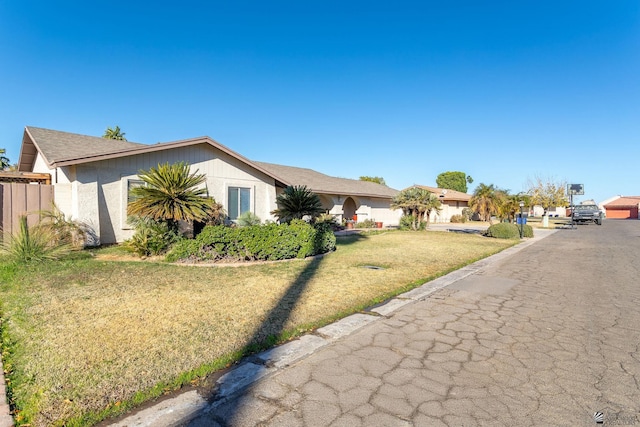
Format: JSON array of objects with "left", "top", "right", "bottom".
[{"left": 606, "top": 208, "right": 638, "bottom": 219}]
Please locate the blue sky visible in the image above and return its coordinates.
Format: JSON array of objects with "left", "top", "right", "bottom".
[{"left": 1, "top": 1, "right": 638, "bottom": 203}]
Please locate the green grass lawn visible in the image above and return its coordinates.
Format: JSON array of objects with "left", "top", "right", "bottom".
[{"left": 0, "top": 230, "right": 514, "bottom": 426}]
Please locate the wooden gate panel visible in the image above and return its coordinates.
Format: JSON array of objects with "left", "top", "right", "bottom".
[{"left": 1, "top": 183, "right": 54, "bottom": 238}]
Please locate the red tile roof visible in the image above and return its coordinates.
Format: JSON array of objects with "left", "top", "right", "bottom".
[{"left": 604, "top": 197, "right": 640, "bottom": 208}]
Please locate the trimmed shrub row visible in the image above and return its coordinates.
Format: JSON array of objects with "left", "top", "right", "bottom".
[
  {"left": 484, "top": 222, "right": 534, "bottom": 239},
  {"left": 166, "top": 220, "right": 336, "bottom": 263}
]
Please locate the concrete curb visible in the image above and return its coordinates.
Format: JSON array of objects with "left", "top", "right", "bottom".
[{"left": 0, "top": 356, "right": 14, "bottom": 427}]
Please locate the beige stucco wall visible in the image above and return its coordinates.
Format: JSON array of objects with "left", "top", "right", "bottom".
[
  {"left": 55, "top": 144, "right": 279, "bottom": 244},
  {"left": 430, "top": 200, "right": 469, "bottom": 223},
  {"left": 321, "top": 195, "right": 401, "bottom": 226}
]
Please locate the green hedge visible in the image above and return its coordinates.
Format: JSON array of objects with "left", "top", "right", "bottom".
[
  {"left": 166, "top": 220, "right": 336, "bottom": 262},
  {"left": 485, "top": 223, "right": 533, "bottom": 239}
]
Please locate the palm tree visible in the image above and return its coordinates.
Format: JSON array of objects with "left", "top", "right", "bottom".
[
  {"left": 0, "top": 148, "right": 10, "bottom": 170},
  {"left": 271, "top": 185, "right": 324, "bottom": 224},
  {"left": 391, "top": 187, "right": 442, "bottom": 230},
  {"left": 103, "top": 126, "right": 127, "bottom": 141},
  {"left": 469, "top": 183, "right": 500, "bottom": 223},
  {"left": 127, "top": 162, "right": 213, "bottom": 229}
]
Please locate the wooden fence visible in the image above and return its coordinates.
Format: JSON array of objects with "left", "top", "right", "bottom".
[{"left": 0, "top": 183, "right": 54, "bottom": 239}]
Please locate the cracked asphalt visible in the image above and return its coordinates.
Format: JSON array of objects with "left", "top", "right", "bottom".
[{"left": 183, "top": 221, "right": 640, "bottom": 426}]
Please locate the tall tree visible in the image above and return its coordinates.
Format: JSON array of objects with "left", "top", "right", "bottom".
[
  {"left": 469, "top": 183, "right": 500, "bottom": 223},
  {"left": 391, "top": 187, "right": 442, "bottom": 230},
  {"left": 436, "top": 171, "right": 472, "bottom": 193},
  {"left": 526, "top": 177, "right": 568, "bottom": 216},
  {"left": 103, "top": 126, "right": 127, "bottom": 141},
  {"left": 359, "top": 176, "right": 386, "bottom": 186},
  {"left": 127, "top": 162, "right": 213, "bottom": 230},
  {"left": 495, "top": 191, "right": 530, "bottom": 223},
  {"left": 271, "top": 185, "right": 324, "bottom": 224},
  {"left": 0, "top": 148, "right": 10, "bottom": 170}
]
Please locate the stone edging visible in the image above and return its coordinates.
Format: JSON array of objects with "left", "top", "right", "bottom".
[{"left": 0, "top": 355, "right": 13, "bottom": 427}]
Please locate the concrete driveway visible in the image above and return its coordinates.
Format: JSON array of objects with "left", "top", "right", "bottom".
[{"left": 116, "top": 221, "right": 640, "bottom": 426}]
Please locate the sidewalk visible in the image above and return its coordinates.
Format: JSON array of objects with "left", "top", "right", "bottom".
[{"left": 111, "top": 229, "right": 557, "bottom": 426}]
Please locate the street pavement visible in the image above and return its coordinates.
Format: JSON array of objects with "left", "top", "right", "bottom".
[{"left": 117, "top": 221, "right": 640, "bottom": 427}]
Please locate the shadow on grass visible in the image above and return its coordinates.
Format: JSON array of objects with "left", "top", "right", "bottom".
[
  {"left": 335, "top": 232, "right": 370, "bottom": 246},
  {"left": 191, "top": 255, "right": 326, "bottom": 425}
]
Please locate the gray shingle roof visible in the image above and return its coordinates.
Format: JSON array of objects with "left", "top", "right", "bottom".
[
  {"left": 19, "top": 127, "right": 398, "bottom": 200},
  {"left": 254, "top": 162, "right": 398, "bottom": 199},
  {"left": 21, "top": 127, "right": 145, "bottom": 170}
]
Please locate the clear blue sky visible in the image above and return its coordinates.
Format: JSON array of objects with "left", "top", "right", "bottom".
[{"left": 1, "top": 1, "right": 638, "bottom": 204}]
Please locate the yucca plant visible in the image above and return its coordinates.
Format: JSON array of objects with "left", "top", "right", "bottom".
[
  {"left": 127, "top": 162, "right": 214, "bottom": 230},
  {"left": 1, "top": 216, "right": 70, "bottom": 263},
  {"left": 37, "top": 203, "right": 89, "bottom": 249},
  {"left": 271, "top": 185, "right": 324, "bottom": 224}
]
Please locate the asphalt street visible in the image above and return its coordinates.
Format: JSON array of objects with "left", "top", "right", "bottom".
[{"left": 117, "top": 220, "right": 640, "bottom": 427}]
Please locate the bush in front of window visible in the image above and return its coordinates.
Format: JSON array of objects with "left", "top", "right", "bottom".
[{"left": 166, "top": 220, "right": 336, "bottom": 263}]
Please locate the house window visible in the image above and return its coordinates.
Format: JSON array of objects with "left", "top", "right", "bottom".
[
  {"left": 127, "top": 179, "right": 145, "bottom": 205},
  {"left": 122, "top": 178, "right": 145, "bottom": 229},
  {"left": 228, "top": 187, "right": 251, "bottom": 220}
]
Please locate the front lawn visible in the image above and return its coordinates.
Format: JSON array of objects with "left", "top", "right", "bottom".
[{"left": 0, "top": 231, "right": 514, "bottom": 426}]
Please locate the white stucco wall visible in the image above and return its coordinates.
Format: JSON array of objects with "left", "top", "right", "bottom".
[{"left": 354, "top": 197, "right": 402, "bottom": 226}]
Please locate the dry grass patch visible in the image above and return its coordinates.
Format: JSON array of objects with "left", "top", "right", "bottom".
[{"left": 0, "top": 231, "right": 513, "bottom": 426}]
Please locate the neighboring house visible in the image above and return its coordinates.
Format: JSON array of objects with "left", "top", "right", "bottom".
[
  {"left": 602, "top": 196, "right": 640, "bottom": 219},
  {"left": 405, "top": 185, "right": 471, "bottom": 223},
  {"left": 17, "top": 126, "right": 400, "bottom": 244},
  {"left": 530, "top": 205, "right": 569, "bottom": 217}
]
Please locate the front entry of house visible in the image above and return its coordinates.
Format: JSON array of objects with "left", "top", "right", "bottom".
[{"left": 343, "top": 197, "right": 357, "bottom": 221}]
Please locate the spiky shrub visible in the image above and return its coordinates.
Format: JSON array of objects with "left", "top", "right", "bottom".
[
  {"left": 124, "top": 217, "right": 181, "bottom": 256},
  {"left": 37, "top": 203, "right": 91, "bottom": 249},
  {"left": 236, "top": 212, "right": 261, "bottom": 227},
  {"left": 399, "top": 215, "right": 426, "bottom": 230},
  {"left": 1, "top": 216, "right": 70, "bottom": 263},
  {"left": 271, "top": 185, "right": 324, "bottom": 224},
  {"left": 127, "top": 162, "right": 214, "bottom": 230},
  {"left": 204, "top": 199, "right": 227, "bottom": 226},
  {"left": 315, "top": 213, "right": 341, "bottom": 231}
]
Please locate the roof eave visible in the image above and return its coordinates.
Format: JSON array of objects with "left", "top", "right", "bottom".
[
  {"left": 19, "top": 127, "right": 54, "bottom": 171},
  {"left": 47, "top": 135, "right": 290, "bottom": 186}
]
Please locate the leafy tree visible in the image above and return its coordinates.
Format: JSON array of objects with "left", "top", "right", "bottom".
[
  {"left": 103, "top": 126, "right": 127, "bottom": 141},
  {"left": 436, "top": 171, "right": 473, "bottom": 193},
  {"left": 0, "top": 148, "right": 10, "bottom": 170},
  {"left": 493, "top": 191, "right": 529, "bottom": 223},
  {"left": 469, "top": 183, "right": 500, "bottom": 223},
  {"left": 271, "top": 185, "right": 324, "bottom": 224},
  {"left": 526, "top": 177, "right": 568, "bottom": 216},
  {"left": 391, "top": 187, "right": 442, "bottom": 230},
  {"left": 127, "top": 162, "right": 213, "bottom": 230},
  {"left": 359, "top": 176, "right": 386, "bottom": 186}
]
